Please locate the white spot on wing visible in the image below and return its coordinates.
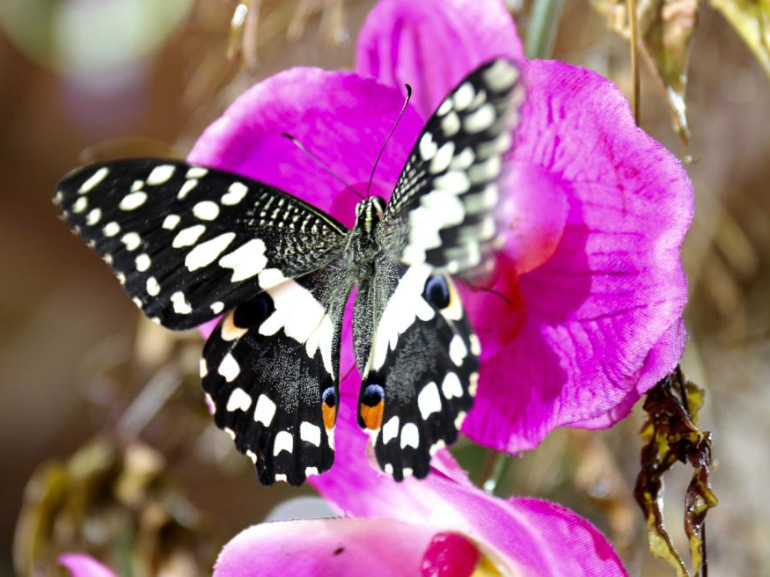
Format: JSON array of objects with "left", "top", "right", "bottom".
[
  {"left": 79, "top": 167, "right": 109, "bottom": 193},
  {"left": 441, "top": 372, "right": 464, "bottom": 399},
  {"left": 273, "top": 431, "right": 293, "bottom": 455},
  {"left": 147, "top": 164, "right": 175, "bottom": 185},
  {"left": 449, "top": 335, "right": 468, "bottom": 366},
  {"left": 464, "top": 103, "right": 496, "bottom": 133},
  {"left": 226, "top": 388, "right": 252, "bottom": 412},
  {"left": 469, "top": 334, "right": 482, "bottom": 356},
  {"left": 442, "top": 111, "right": 460, "bottom": 136},
  {"left": 382, "top": 416, "right": 400, "bottom": 444},
  {"left": 146, "top": 276, "right": 160, "bottom": 296},
  {"left": 419, "top": 133, "right": 437, "bottom": 161},
  {"left": 185, "top": 232, "right": 236, "bottom": 271},
  {"left": 86, "top": 208, "right": 102, "bottom": 225},
  {"left": 119, "top": 191, "right": 147, "bottom": 211},
  {"left": 186, "top": 167, "right": 208, "bottom": 179},
  {"left": 437, "top": 98, "right": 453, "bottom": 116},
  {"left": 219, "top": 239, "right": 268, "bottom": 282},
  {"left": 218, "top": 353, "right": 240, "bottom": 382},
  {"left": 73, "top": 197, "right": 88, "bottom": 213},
  {"left": 400, "top": 423, "right": 420, "bottom": 449},
  {"left": 430, "top": 141, "right": 455, "bottom": 174},
  {"left": 135, "top": 253, "right": 151, "bottom": 272},
  {"left": 254, "top": 394, "right": 277, "bottom": 426},
  {"left": 121, "top": 232, "right": 141, "bottom": 251},
  {"left": 173, "top": 225, "right": 206, "bottom": 248},
  {"left": 453, "top": 82, "right": 475, "bottom": 110},
  {"left": 162, "top": 214, "right": 181, "bottom": 230},
  {"left": 300, "top": 422, "right": 321, "bottom": 446},
  {"left": 178, "top": 179, "right": 198, "bottom": 200},
  {"left": 171, "top": 291, "right": 192, "bottom": 314},
  {"left": 484, "top": 59, "right": 519, "bottom": 91},
  {"left": 418, "top": 382, "right": 442, "bottom": 419},
  {"left": 221, "top": 182, "right": 248, "bottom": 205},
  {"left": 210, "top": 301, "right": 224, "bottom": 314},
  {"left": 193, "top": 200, "right": 220, "bottom": 221},
  {"left": 103, "top": 222, "right": 120, "bottom": 237}
]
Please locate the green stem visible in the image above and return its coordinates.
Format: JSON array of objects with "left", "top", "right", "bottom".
[
  {"left": 482, "top": 451, "right": 513, "bottom": 495},
  {"left": 525, "top": 0, "right": 565, "bottom": 60}
]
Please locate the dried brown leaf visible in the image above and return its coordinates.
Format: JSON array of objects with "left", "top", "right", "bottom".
[
  {"left": 634, "top": 366, "right": 718, "bottom": 577},
  {"left": 590, "top": 0, "right": 699, "bottom": 152},
  {"left": 711, "top": 0, "right": 770, "bottom": 77}
]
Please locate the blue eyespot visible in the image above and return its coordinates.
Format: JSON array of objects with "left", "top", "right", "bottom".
[
  {"left": 423, "top": 275, "right": 450, "bottom": 309},
  {"left": 322, "top": 386, "right": 337, "bottom": 407},
  {"left": 361, "top": 384, "right": 385, "bottom": 407}
]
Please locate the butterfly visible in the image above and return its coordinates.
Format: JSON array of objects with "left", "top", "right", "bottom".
[{"left": 53, "top": 58, "right": 525, "bottom": 485}]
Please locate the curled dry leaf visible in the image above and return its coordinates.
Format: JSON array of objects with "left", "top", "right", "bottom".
[
  {"left": 634, "top": 366, "right": 718, "bottom": 577},
  {"left": 711, "top": 0, "right": 770, "bottom": 77},
  {"left": 590, "top": 0, "right": 699, "bottom": 152}
]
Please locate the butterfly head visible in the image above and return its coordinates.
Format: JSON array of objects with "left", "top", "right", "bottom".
[{"left": 354, "top": 196, "right": 386, "bottom": 237}]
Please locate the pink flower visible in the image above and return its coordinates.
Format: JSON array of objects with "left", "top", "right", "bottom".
[
  {"left": 354, "top": 0, "right": 694, "bottom": 451},
  {"left": 214, "top": 417, "right": 628, "bottom": 576},
  {"left": 194, "top": 0, "right": 692, "bottom": 458}
]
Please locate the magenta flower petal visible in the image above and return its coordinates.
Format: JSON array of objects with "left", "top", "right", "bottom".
[
  {"left": 458, "top": 60, "right": 692, "bottom": 452},
  {"left": 189, "top": 67, "right": 424, "bottom": 228},
  {"left": 213, "top": 518, "right": 435, "bottom": 577},
  {"left": 356, "top": 0, "right": 524, "bottom": 118},
  {"left": 311, "top": 405, "right": 628, "bottom": 577},
  {"left": 60, "top": 554, "right": 117, "bottom": 577}
]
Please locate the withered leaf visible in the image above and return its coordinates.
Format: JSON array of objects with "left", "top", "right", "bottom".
[
  {"left": 590, "top": 0, "right": 699, "bottom": 153},
  {"left": 711, "top": 0, "right": 770, "bottom": 78},
  {"left": 634, "top": 366, "right": 718, "bottom": 577}
]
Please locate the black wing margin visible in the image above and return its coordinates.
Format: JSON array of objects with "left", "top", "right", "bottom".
[
  {"left": 54, "top": 159, "right": 347, "bottom": 330},
  {"left": 377, "top": 58, "right": 525, "bottom": 279}
]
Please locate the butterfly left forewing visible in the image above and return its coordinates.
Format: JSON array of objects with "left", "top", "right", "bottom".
[
  {"left": 354, "top": 260, "right": 479, "bottom": 481},
  {"left": 54, "top": 159, "right": 347, "bottom": 330},
  {"left": 202, "top": 267, "right": 353, "bottom": 485}
]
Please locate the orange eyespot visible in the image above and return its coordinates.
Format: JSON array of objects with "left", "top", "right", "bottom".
[
  {"left": 323, "top": 403, "right": 337, "bottom": 430},
  {"left": 360, "top": 400, "right": 384, "bottom": 431}
]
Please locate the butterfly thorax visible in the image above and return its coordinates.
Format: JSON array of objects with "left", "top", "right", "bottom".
[{"left": 346, "top": 196, "right": 386, "bottom": 278}]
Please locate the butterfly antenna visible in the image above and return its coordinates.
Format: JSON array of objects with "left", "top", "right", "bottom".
[
  {"left": 282, "top": 133, "right": 364, "bottom": 200},
  {"left": 458, "top": 278, "right": 516, "bottom": 310},
  {"left": 365, "top": 84, "right": 412, "bottom": 198}
]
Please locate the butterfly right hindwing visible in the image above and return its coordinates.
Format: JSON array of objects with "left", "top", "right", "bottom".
[
  {"left": 202, "top": 266, "right": 353, "bottom": 486},
  {"left": 354, "top": 258, "right": 479, "bottom": 481}
]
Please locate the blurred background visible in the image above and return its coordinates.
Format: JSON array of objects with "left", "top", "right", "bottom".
[{"left": 0, "top": 1, "right": 768, "bottom": 576}]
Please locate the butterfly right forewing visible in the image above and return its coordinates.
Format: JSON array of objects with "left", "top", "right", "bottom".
[{"left": 377, "top": 58, "right": 525, "bottom": 279}]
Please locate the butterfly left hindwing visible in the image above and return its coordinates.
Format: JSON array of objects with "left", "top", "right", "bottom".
[{"left": 202, "top": 266, "right": 353, "bottom": 486}]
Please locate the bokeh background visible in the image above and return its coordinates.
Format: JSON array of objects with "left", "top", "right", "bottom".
[{"left": 1, "top": 1, "right": 768, "bottom": 576}]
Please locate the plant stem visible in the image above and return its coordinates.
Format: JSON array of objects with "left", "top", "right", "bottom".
[
  {"left": 627, "top": 0, "right": 641, "bottom": 125},
  {"left": 525, "top": 0, "right": 565, "bottom": 60}
]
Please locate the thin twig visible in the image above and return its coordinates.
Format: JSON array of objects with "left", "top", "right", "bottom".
[{"left": 627, "top": 0, "right": 641, "bottom": 125}]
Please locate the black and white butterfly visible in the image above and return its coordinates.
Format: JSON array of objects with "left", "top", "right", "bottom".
[{"left": 54, "top": 58, "right": 524, "bottom": 486}]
